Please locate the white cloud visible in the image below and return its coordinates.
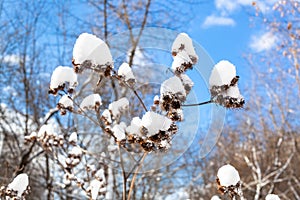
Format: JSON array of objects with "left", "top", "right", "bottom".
[
  {"left": 215, "top": 0, "right": 253, "bottom": 13},
  {"left": 202, "top": 15, "right": 235, "bottom": 28},
  {"left": 203, "top": 0, "right": 278, "bottom": 28},
  {"left": 2, "top": 54, "right": 21, "bottom": 65},
  {"left": 249, "top": 31, "right": 278, "bottom": 52},
  {"left": 215, "top": 0, "right": 277, "bottom": 14}
]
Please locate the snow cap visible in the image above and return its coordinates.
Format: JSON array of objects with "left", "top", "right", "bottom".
[
  {"left": 141, "top": 111, "right": 172, "bottom": 136},
  {"left": 209, "top": 60, "right": 236, "bottom": 87},
  {"left": 118, "top": 62, "right": 136, "bottom": 82},
  {"left": 49, "top": 66, "right": 78, "bottom": 93},
  {"left": 265, "top": 194, "right": 280, "bottom": 200},
  {"left": 7, "top": 173, "right": 29, "bottom": 197},
  {"left": 172, "top": 33, "right": 198, "bottom": 62},
  {"left": 73, "top": 33, "right": 113, "bottom": 67},
  {"left": 59, "top": 95, "right": 73, "bottom": 108},
  {"left": 80, "top": 94, "right": 102, "bottom": 111},
  {"left": 160, "top": 76, "right": 186, "bottom": 97},
  {"left": 217, "top": 164, "right": 240, "bottom": 187}
]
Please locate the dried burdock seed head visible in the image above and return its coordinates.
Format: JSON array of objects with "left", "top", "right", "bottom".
[
  {"left": 230, "top": 76, "right": 239, "bottom": 86},
  {"left": 149, "top": 133, "right": 160, "bottom": 142},
  {"left": 141, "top": 140, "right": 155, "bottom": 152}
]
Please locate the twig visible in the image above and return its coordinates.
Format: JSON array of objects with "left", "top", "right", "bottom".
[
  {"left": 127, "top": 152, "right": 147, "bottom": 200},
  {"left": 132, "top": 89, "right": 148, "bottom": 112},
  {"left": 182, "top": 100, "right": 212, "bottom": 107},
  {"left": 118, "top": 144, "right": 127, "bottom": 200}
]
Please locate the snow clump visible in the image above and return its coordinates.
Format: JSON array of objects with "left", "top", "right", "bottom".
[
  {"left": 72, "top": 33, "right": 113, "bottom": 74},
  {"left": 217, "top": 164, "right": 240, "bottom": 187},
  {"left": 80, "top": 94, "right": 102, "bottom": 111},
  {"left": 49, "top": 66, "right": 78, "bottom": 95}
]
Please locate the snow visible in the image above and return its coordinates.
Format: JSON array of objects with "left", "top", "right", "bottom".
[
  {"left": 153, "top": 95, "right": 160, "bottom": 102},
  {"left": 160, "top": 76, "right": 186, "bottom": 97},
  {"left": 69, "top": 146, "right": 82, "bottom": 157},
  {"left": 80, "top": 94, "right": 102, "bottom": 110},
  {"left": 171, "top": 51, "right": 192, "bottom": 71},
  {"left": 217, "top": 164, "right": 240, "bottom": 187},
  {"left": 118, "top": 62, "right": 136, "bottom": 82},
  {"left": 50, "top": 66, "right": 78, "bottom": 91},
  {"left": 126, "top": 117, "right": 142, "bottom": 135},
  {"left": 108, "top": 97, "right": 129, "bottom": 118},
  {"left": 101, "top": 109, "right": 112, "bottom": 124},
  {"left": 58, "top": 95, "right": 73, "bottom": 108},
  {"left": 141, "top": 111, "right": 172, "bottom": 136},
  {"left": 159, "top": 140, "right": 171, "bottom": 149},
  {"left": 172, "top": 33, "right": 198, "bottom": 62},
  {"left": 112, "top": 124, "right": 126, "bottom": 141},
  {"left": 29, "top": 131, "right": 37, "bottom": 139},
  {"left": 225, "top": 85, "right": 242, "bottom": 99},
  {"left": 95, "top": 168, "right": 105, "bottom": 181},
  {"left": 63, "top": 174, "right": 71, "bottom": 186},
  {"left": 7, "top": 173, "right": 29, "bottom": 197},
  {"left": 73, "top": 33, "right": 113, "bottom": 67},
  {"left": 209, "top": 60, "right": 236, "bottom": 87},
  {"left": 265, "top": 194, "right": 280, "bottom": 200},
  {"left": 180, "top": 74, "right": 194, "bottom": 92},
  {"left": 38, "top": 124, "right": 55, "bottom": 138},
  {"left": 90, "top": 179, "right": 101, "bottom": 200},
  {"left": 211, "top": 195, "right": 222, "bottom": 200},
  {"left": 68, "top": 132, "right": 78, "bottom": 144}
]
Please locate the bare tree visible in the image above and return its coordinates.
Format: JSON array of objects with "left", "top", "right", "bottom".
[{"left": 188, "top": 1, "right": 300, "bottom": 200}]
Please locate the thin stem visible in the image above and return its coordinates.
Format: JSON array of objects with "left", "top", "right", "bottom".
[
  {"left": 118, "top": 145, "right": 127, "bottom": 200},
  {"left": 133, "top": 89, "right": 148, "bottom": 112},
  {"left": 111, "top": 73, "right": 148, "bottom": 112},
  {"left": 182, "top": 100, "right": 213, "bottom": 107},
  {"left": 127, "top": 153, "right": 147, "bottom": 200}
]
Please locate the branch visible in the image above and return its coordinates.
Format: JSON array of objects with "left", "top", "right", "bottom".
[
  {"left": 182, "top": 100, "right": 212, "bottom": 107},
  {"left": 118, "top": 144, "right": 127, "bottom": 200},
  {"left": 127, "top": 152, "right": 147, "bottom": 200}
]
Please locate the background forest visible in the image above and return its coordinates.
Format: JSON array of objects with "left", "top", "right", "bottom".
[{"left": 0, "top": 0, "right": 299, "bottom": 200}]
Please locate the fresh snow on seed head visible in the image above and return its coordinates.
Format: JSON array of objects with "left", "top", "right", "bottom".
[
  {"left": 68, "top": 132, "right": 78, "bottom": 144},
  {"left": 126, "top": 117, "right": 142, "bottom": 135},
  {"left": 217, "top": 164, "right": 240, "bottom": 187},
  {"left": 50, "top": 66, "right": 78, "bottom": 90},
  {"left": 171, "top": 51, "right": 192, "bottom": 71},
  {"left": 38, "top": 124, "right": 56, "bottom": 138},
  {"left": 225, "top": 85, "right": 242, "bottom": 99},
  {"left": 59, "top": 95, "right": 73, "bottom": 108},
  {"left": 101, "top": 109, "right": 112, "bottom": 124},
  {"left": 7, "top": 173, "right": 29, "bottom": 197},
  {"left": 73, "top": 33, "right": 113, "bottom": 66},
  {"left": 118, "top": 62, "right": 136, "bottom": 82},
  {"left": 153, "top": 95, "right": 160, "bottom": 102},
  {"left": 90, "top": 179, "right": 101, "bottom": 200},
  {"left": 172, "top": 33, "right": 198, "bottom": 60},
  {"left": 109, "top": 97, "right": 129, "bottom": 118},
  {"left": 141, "top": 111, "right": 172, "bottom": 136},
  {"left": 95, "top": 168, "right": 106, "bottom": 181},
  {"left": 265, "top": 194, "right": 280, "bottom": 200},
  {"left": 80, "top": 94, "right": 102, "bottom": 110},
  {"left": 161, "top": 76, "right": 186, "bottom": 97},
  {"left": 180, "top": 74, "right": 194, "bottom": 93},
  {"left": 69, "top": 146, "right": 82, "bottom": 157},
  {"left": 209, "top": 60, "right": 236, "bottom": 87},
  {"left": 112, "top": 124, "right": 126, "bottom": 141},
  {"left": 211, "top": 195, "right": 222, "bottom": 200}
]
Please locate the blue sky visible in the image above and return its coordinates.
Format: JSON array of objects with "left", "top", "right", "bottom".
[{"left": 183, "top": 0, "right": 279, "bottom": 88}]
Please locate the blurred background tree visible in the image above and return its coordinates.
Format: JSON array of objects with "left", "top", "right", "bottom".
[
  {"left": 0, "top": 0, "right": 299, "bottom": 200},
  {"left": 189, "top": 1, "right": 300, "bottom": 199}
]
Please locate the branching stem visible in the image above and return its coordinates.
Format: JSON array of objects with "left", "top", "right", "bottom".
[{"left": 127, "top": 153, "right": 147, "bottom": 200}]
